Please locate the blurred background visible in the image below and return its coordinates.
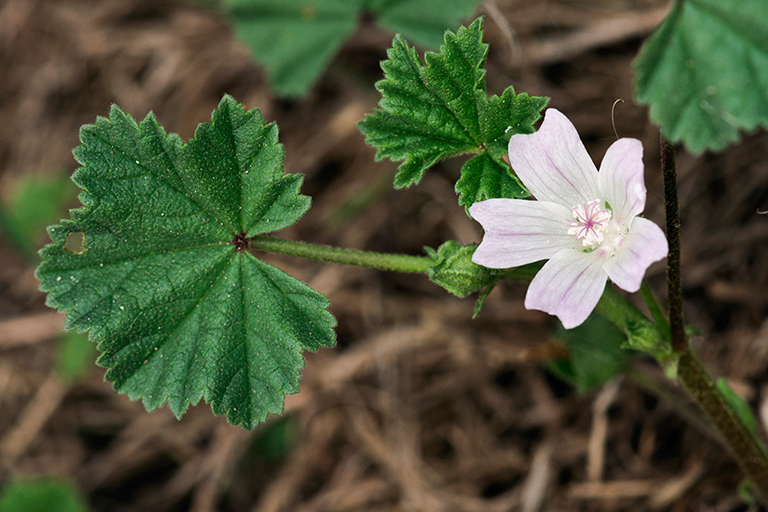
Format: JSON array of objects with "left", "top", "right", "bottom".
[{"left": 2, "top": 0, "right": 768, "bottom": 510}]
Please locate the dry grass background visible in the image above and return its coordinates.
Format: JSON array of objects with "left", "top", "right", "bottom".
[{"left": 1, "top": 0, "right": 768, "bottom": 510}]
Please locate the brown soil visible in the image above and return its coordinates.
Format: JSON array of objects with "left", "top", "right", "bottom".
[{"left": 1, "top": 0, "right": 768, "bottom": 511}]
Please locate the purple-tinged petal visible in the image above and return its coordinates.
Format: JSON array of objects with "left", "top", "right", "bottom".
[
  {"left": 525, "top": 249, "right": 607, "bottom": 329},
  {"left": 470, "top": 198, "right": 574, "bottom": 268},
  {"left": 508, "top": 109, "right": 599, "bottom": 208},
  {"left": 603, "top": 217, "right": 668, "bottom": 292},
  {"left": 597, "top": 138, "right": 646, "bottom": 225}
]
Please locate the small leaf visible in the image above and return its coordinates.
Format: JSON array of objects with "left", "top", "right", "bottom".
[
  {"left": 426, "top": 241, "right": 497, "bottom": 297},
  {"left": 0, "top": 478, "right": 89, "bottom": 512},
  {"left": 358, "top": 17, "right": 547, "bottom": 206},
  {"left": 359, "top": 25, "right": 482, "bottom": 188},
  {"left": 37, "top": 96, "right": 336, "bottom": 429},
  {"left": 549, "top": 313, "right": 629, "bottom": 393},
  {"left": 480, "top": 86, "right": 549, "bottom": 162},
  {"left": 455, "top": 153, "right": 525, "bottom": 209},
  {"left": 634, "top": 0, "right": 768, "bottom": 153}
]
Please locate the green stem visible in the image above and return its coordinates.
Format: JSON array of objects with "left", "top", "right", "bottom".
[{"left": 249, "top": 235, "right": 433, "bottom": 273}]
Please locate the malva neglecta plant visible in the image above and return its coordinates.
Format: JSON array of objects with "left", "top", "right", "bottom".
[{"left": 36, "top": 12, "right": 768, "bottom": 504}]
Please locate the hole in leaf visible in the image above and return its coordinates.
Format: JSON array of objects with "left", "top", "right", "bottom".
[{"left": 65, "top": 232, "right": 85, "bottom": 254}]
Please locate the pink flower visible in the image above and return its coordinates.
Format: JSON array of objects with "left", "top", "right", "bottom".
[{"left": 470, "top": 109, "right": 668, "bottom": 328}]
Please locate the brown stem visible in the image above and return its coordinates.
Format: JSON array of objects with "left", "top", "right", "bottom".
[
  {"left": 677, "top": 350, "right": 768, "bottom": 499},
  {"left": 660, "top": 133, "right": 686, "bottom": 353},
  {"left": 660, "top": 131, "right": 768, "bottom": 499}
]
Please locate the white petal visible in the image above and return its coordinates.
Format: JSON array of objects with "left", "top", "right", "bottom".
[
  {"left": 525, "top": 249, "right": 607, "bottom": 329},
  {"left": 597, "top": 138, "right": 646, "bottom": 224},
  {"left": 508, "top": 109, "right": 599, "bottom": 208},
  {"left": 470, "top": 198, "right": 574, "bottom": 268},
  {"left": 603, "top": 217, "right": 668, "bottom": 292}
]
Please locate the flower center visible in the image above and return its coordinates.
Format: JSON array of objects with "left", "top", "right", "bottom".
[{"left": 568, "top": 199, "right": 612, "bottom": 249}]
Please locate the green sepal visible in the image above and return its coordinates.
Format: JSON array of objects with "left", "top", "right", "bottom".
[
  {"left": 472, "top": 280, "right": 496, "bottom": 318},
  {"left": 425, "top": 241, "right": 497, "bottom": 297}
]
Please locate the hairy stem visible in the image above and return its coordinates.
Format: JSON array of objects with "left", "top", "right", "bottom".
[
  {"left": 249, "top": 235, "right": 433, "bottom": 273},
  {"left": 677, "top": 349, "right": 768, "bottom": 499},
  {"left": 660, "top": 134, "right": 686, "bottom": 353},
  {"left": 659, "top": 132, "right": 768, "bottom": 500}
]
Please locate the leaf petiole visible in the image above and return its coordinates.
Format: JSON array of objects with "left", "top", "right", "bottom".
[{"left": 249, "top": 235, "right": 433, "bottom": 273}]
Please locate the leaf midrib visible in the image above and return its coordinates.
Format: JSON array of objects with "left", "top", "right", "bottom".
[{"left": 399, "top": 38, "right": 481, "bottom": 146}]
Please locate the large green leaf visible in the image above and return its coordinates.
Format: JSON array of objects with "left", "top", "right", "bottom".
[
  {"left": 358, "top": 18, "right": 547, "bottom": 207},
  {"left": 226, "top": 0, "right": 361, "bottom": 97},
  {"left": 225, "top": 0, "right": 483, "bottom": 97},
  {"left": 36, "top": 95, "right": 336, "bottom": 429},
  {"left": 634, "top": 0, "right": 768, "bottom": 153}
]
